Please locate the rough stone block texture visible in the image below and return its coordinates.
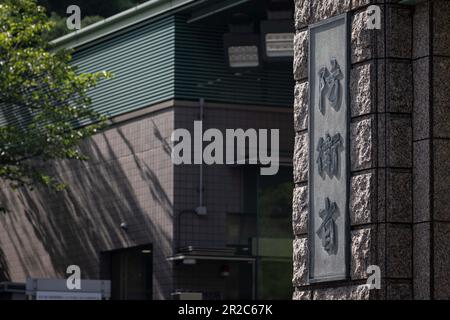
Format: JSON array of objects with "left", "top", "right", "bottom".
[
  {"left": 413, "top": 223, "right": 431, "bottom": 300},
  {"left": 433, "top": 57, "right": 450, "bottom": 138},
  {"left": 413, "top": 1, "right": 429, "bottom": 59},
  {"left": 293, "top": 185, "right": 308, "bottom": 235},
  {"left": 294, "top": 0, "right": 310, "bottom": 30},
  {"left": 433, "top": 0, "right": 450, "bottom": 56},
  {"left": 352, "top": 5, "right": 411, "bottom": 63},
  {"left": 351, "top": 117, "right": 374, "bottom": 171},
  {"left": 310, "top": 0, "right": 350, "bottom": 24},
  {"left": 294, "top": 81, "right": 309, "bottom": 132},
  {"left": 413, "top": 57, "right": 430, "bottom": 141},
  {"left": 413, "top": 140, "right": 430, "bottom": 223},
  {"left": 351, "top": 9, "right": 383, "bottom": 63},
  {"left": 433, "top": 140, "right": 450, "bottom": 221},
  {"left": 351, "top": 0, "right": 372, "bottom": 10},
  {"left": 378, "top": 224, "right": 412, "bottom": 279},
  {"left": 434, "top": 222, "right": 450, "bottom": 299},
  {"left": 313, "top": 285, "right": 371, "bottom": 300},
  {"left": 294, "top": 132, "right": 308, "bottom": 183},
  {"left": 352, "top": 9, "right": 374, "bottom": 63},
  {"left": 293, "top": 31, "right": 308, "bottom": 81},
  {"left": 293, "top": 289, "right": 312, "bottom": 300},
  {"left": 350, "top": 62, "right": 375, "bottom": 117},
  {"left": 293, "top": 237, "right": 308, "bottom": 287},
  {"left": 351, "top": 228, "right": 375, "bottom": 280},
  {"left": 350, "top": 172, "right": 375, "bottom": 225}
]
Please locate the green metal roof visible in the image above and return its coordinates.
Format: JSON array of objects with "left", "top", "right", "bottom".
[
  {"left": 67, "top": 12, "right": 293, "bottom": 121},
  {"left": 1, "top": 0, "right": 294, "bottom": 129},
  {"left": 71, "top": 15, "right": 176, "bottom": 119},
  {"left": 41, "top": 0, "right": 293, "bottom": 123},
  {"left": 51, "top": 0, "right": 202, "bottom": 50}
]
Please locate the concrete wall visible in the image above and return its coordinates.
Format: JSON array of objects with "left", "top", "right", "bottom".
[{"left": 293, "top": 0, "right": 450, "bottom": 300}]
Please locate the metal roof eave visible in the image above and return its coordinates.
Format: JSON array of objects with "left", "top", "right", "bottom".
[{"left": 50, "top": 0, "right": 202, "bottom": 50}]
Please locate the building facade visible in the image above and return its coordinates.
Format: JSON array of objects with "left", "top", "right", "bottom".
[
  {"left": 292, "top": 0, "right": 450, "bottom": 300},
  {"left": 1, "top": 0, "right": 449, "bottom": 301},
  {"left": 0, "top": 0, "right": 295, "bottom": 300}
]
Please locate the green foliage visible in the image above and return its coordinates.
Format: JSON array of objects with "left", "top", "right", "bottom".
[
  {"left": 0, "top": 0, "right": 111, "bottom": 193},
  {"left": 44, "top": 12, "right": 67, "bottom": 41}
]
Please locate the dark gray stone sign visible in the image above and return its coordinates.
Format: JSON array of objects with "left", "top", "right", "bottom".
[{"left": 308, "top": 14, "right": 349, "bottom": 283}]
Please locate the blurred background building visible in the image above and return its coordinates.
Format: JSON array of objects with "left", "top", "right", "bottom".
[{"left": 0, "top": 0, "right": 295, "bottom": 300}]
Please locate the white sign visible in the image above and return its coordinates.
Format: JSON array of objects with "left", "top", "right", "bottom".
[
  {"left": 27, "top": 278, "right": 111, "bottom": 300},
  {"left": 36, "top": 291, "right": 102, "bottom": 300}
]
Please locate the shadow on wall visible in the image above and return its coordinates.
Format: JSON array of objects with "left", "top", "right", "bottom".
[
  {"left": 0, "top": 117, "right": 173, "bottom": 296},
  {"left": 0, "top": 246, "right": 10, "bottom": 281}
]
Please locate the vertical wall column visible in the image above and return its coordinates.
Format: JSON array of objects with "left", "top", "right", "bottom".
[
  {"left": 293, "top": 0, "right": 414, "bottom": 299},
  {"left": 412, "top": 0, "right": 450, "bottom": 300}
]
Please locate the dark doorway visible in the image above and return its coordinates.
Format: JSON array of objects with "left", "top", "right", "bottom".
[{"left": 102, "top": 245, "right": 153, "bottom": 300}]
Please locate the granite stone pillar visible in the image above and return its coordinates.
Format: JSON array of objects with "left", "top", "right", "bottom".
[
  {"left": 412, "top": 0, "right": 450, "bottom": 300},
  {"left": 293, "top": 0, "right": 419, "bottom": 300}
]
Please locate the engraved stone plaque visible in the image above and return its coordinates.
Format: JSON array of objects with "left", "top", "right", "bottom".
[{"left": 308, "top": 14, "right": 349, "bottom": 282}]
